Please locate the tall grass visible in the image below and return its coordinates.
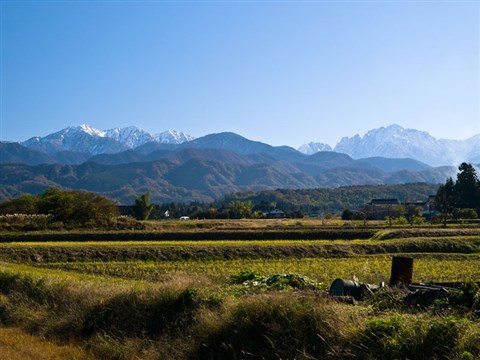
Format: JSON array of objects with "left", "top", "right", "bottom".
[
  {"left": 0, "top": 327, "right": 90, "bottom": 359},
  {"left": 0, "top": 264, "right": 478, "bottom": 359},
  {"left": 0, "top": 223, "right": 479, "bottom": 359}
]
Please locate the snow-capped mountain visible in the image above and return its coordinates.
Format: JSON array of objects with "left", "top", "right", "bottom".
[
  {"left": 22, "top": 125, "right": 194, "bottom": 155},
  {"left": 76, "top": 124, "right": 107, "bottom": 138},
  {"left": 297, "top": 142, "right": 332, "bottom": 155},
  {"left": 154, "top": 130, "right": 195, "bottom": 144},
  {"left": 105, "top": 126, "right": 155, "bottom": 149},
  {"left": 22, "top": 124, "right": 127, "bottom": 155},
  {"left": 331, "top": 124, "right": 478, "bottom": 166},
  {"left": 19, "top": 123, "right": 479, "bottom": 166}
]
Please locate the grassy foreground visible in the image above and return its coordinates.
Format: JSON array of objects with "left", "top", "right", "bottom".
[
  {"left": 0, "top": 327, "right": 90, "bottom": 360},
  {"left": 0, "top": 222, "right": 478, "bottom": 359}
]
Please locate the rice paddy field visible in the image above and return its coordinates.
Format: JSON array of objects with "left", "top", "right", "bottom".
[{"left": 0, "top": 219, "right": 479, "bottom": 359}]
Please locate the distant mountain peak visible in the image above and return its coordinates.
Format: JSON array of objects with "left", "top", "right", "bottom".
[
  {"left": 21, "top": 124, "right": 194, "bottom": 155},
  {"left": 21, "top": 124, "right": 126, "bottom": 155},
  {"left": 78, "top": 124, "right": 106, "bottom": 137},
  {"left": 154, "top": 130, "right": 194, "bottom": 144},
  {"left": 298, "top": 142, "right": 332, "bottom": 155},
  {"left": 363, "top": 124, "right": 432, "bottom": 139},
  {"left": 185, "top": 132, "right": 273, "bottom": 155},
  {"left": 333, "top": 124, "right": 474, "bottom": 166},
  {"left": 379, "top": 124, "right": 405, "bottom": 132},
  {"left": 105, "top": 126, "right": 154, "bottom": 148},
  {"left": 300, "top": 124, "right": 479, "bottom": 166}
]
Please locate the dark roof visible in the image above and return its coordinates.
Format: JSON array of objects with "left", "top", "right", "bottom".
[
  {"left": 369, "top": 198, "right": 400, "bottom": 205},
  {"left": 268, "top": 209, "right": 285, "bottom": 213},
  {"left": 403, "top": 201, "right": 428, "bottom": 206},
  {"left": 118, "top": 205, "right": 135, "bottom": 215}
]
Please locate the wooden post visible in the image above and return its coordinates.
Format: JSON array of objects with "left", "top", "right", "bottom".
[{"left": 389, "top": 256, "right": 414, "bottom": 285}]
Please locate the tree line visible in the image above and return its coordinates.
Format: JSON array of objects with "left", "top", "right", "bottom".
[
  {"left": 0, "top": 163, "right": 478, "bottom": 225},
  {"left": 435, "top": 162, "right": 480, "bottom": 226},
  {"left": 0, "top": 189, "right": 289, "bottom": 227},
  {"left": 0, "top": 188, "right": 120, "bottom": 229},
  {"left": 150, "top": 200, "right": 302, "bottom": 220}
]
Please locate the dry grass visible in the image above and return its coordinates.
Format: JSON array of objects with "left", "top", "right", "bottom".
[
  {"left": 0, "top": 224, "right": 479, "bottom": 359},
  {"left": 0, "top": 326, "right": 91, "bottom": 360},
  {"left": 0, "top": 262, "right": 478, "bottom": 359}
]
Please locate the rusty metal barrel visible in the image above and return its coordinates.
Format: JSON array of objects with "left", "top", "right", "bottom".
[
  {"left": 389, "top": 256, "right": 414, "bottom": 285},
  {"left": 329, "top": 279, "right": 362, "bottom": 298}
]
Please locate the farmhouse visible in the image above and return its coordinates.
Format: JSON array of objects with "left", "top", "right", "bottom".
[
  {"left": 368, "top": 198, "right": 400, "bottom": 207},
  {"left": 366, "top": 198, "right": 399, "bottom": 219},
  {"left": 118, "top": 205, "right": 135, "bottom": 217},
  {"left": 366, "top": 195, "right": 437, "bottom": 220},
  {"left": 265, "top": 209, "right": 286, "bottom": 219}
]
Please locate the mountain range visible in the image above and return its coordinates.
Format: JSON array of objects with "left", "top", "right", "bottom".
[
  {"left": 21, "top": 124, "right": 194, "bottom": 155},
  {"left": 0, "top": 124, "right": 477, "bottom": 204},
  {"left": 299, "top": 124, "right": 480, "bottom": 167}
]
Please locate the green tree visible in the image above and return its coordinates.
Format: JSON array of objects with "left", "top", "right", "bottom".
[
  {"left": 412, "top": 215, "right": 425, "bottom": 225},
  {"left": 341, "top": 209, "right": 354, "bottom": 220},
  {"left": 133, "top": 192, "right": 155, "bottom": 220},
  {"left": 0, "top": 194, "right": 40, "bottom": 214},
  {"left": 393, "top": 204, "right": 406, "bottom": 219},
  {"left": 39, "top": 188, "right": 77, "bottom": 223},
  {"left": 206, "top": 207, "right": 218, "bottom": 219},
  {"left": 454, "top": 163, "right": 480, "bottom": 210},
  {"left": 228, "top": 200, "right": 252, "bottom": 219},
  {"left": 39, "top": 188, "right": 118, "bottom": 226},
  {"left": 405, "top": 204, "right": 422, "bottom": 226},
  {"left": 435, "top": 178, "right": 456, "bottom": 227},
  {"left": 452, "top": 208, "right": 478, "bottom": 220}
]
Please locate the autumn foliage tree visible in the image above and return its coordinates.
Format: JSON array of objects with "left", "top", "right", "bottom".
[{"left": 228, "top": 200, "right": 252, "bottom": 219}]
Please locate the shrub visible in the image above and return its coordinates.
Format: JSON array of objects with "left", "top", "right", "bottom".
[
  {"left": 82, "top": 287, "right": 199, "bottom": 338},
  {"left": 358, "top": 315, "right": 472, "bottom": 359},
  {"left": 422, "top": 317, "right": 459, "bottom": 358},
  {"left": 453, "top": 208, "right": 478, "bottom": 220},
  {"left": 0, "top": 195, "right": 41, "bottom": 215},
  {"left": 0, "top": 214, "right": 50, "bottom": 231},
  {"left": 392, "top": 216, "right": 408, "bottom": 225},
  {"left": 459, "top": 282, "right": 479, "bottom": 309},
  {"left": 412, "top": 215, "right": 425, "bottom": 225},
  {"left": 0, "top": 188, "right": 120, "bottom": 229},
  {"left": 230, "top": 269, "right": 264, "bottom": 284},
  {"left": 342, "top": 209, "right": 354, "bottom": 220},
  {"left": 194, "top": 294, "right": 346, "bottom": 359}
]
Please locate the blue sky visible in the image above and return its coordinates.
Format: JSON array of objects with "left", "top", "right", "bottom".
[{"left": 1, "top": 1, "right": 479, "bottom": 148}]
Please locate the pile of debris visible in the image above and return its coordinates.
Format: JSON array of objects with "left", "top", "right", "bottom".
[{"left": 329, "top": 257, "right": 479, "bottom": 310}]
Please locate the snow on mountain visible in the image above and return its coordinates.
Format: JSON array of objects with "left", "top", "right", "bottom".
[
  {"left": 19, "top": 123, "right": 479, "bottom": 166},
  {"left": 79, "top": 124, "right": 106, "bottom": 138},
  {"left": 154, "top": 130, "right": 194, "bottom": 144},
  {"left": 297, "top": 142, "right": 332, "bottom": 155},
  {"left": 332, "top": 124, "right": 478, "bottom": 166},
  {"left": 105, "top": 126, "right": 155, "bottom": 149},
  {"left": 22, "top": 124, "right": 125, "bottom": 155},
  {"left": 22, "top": 125, "right": 194, "bottom": 155},
  {"left": 444, "top": 134, "right": 480, "bottom": 165}
]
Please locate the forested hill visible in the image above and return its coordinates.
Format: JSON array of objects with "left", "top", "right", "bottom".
[{"left": 215, "top": 183, "right": 439, "bottom": 213}]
